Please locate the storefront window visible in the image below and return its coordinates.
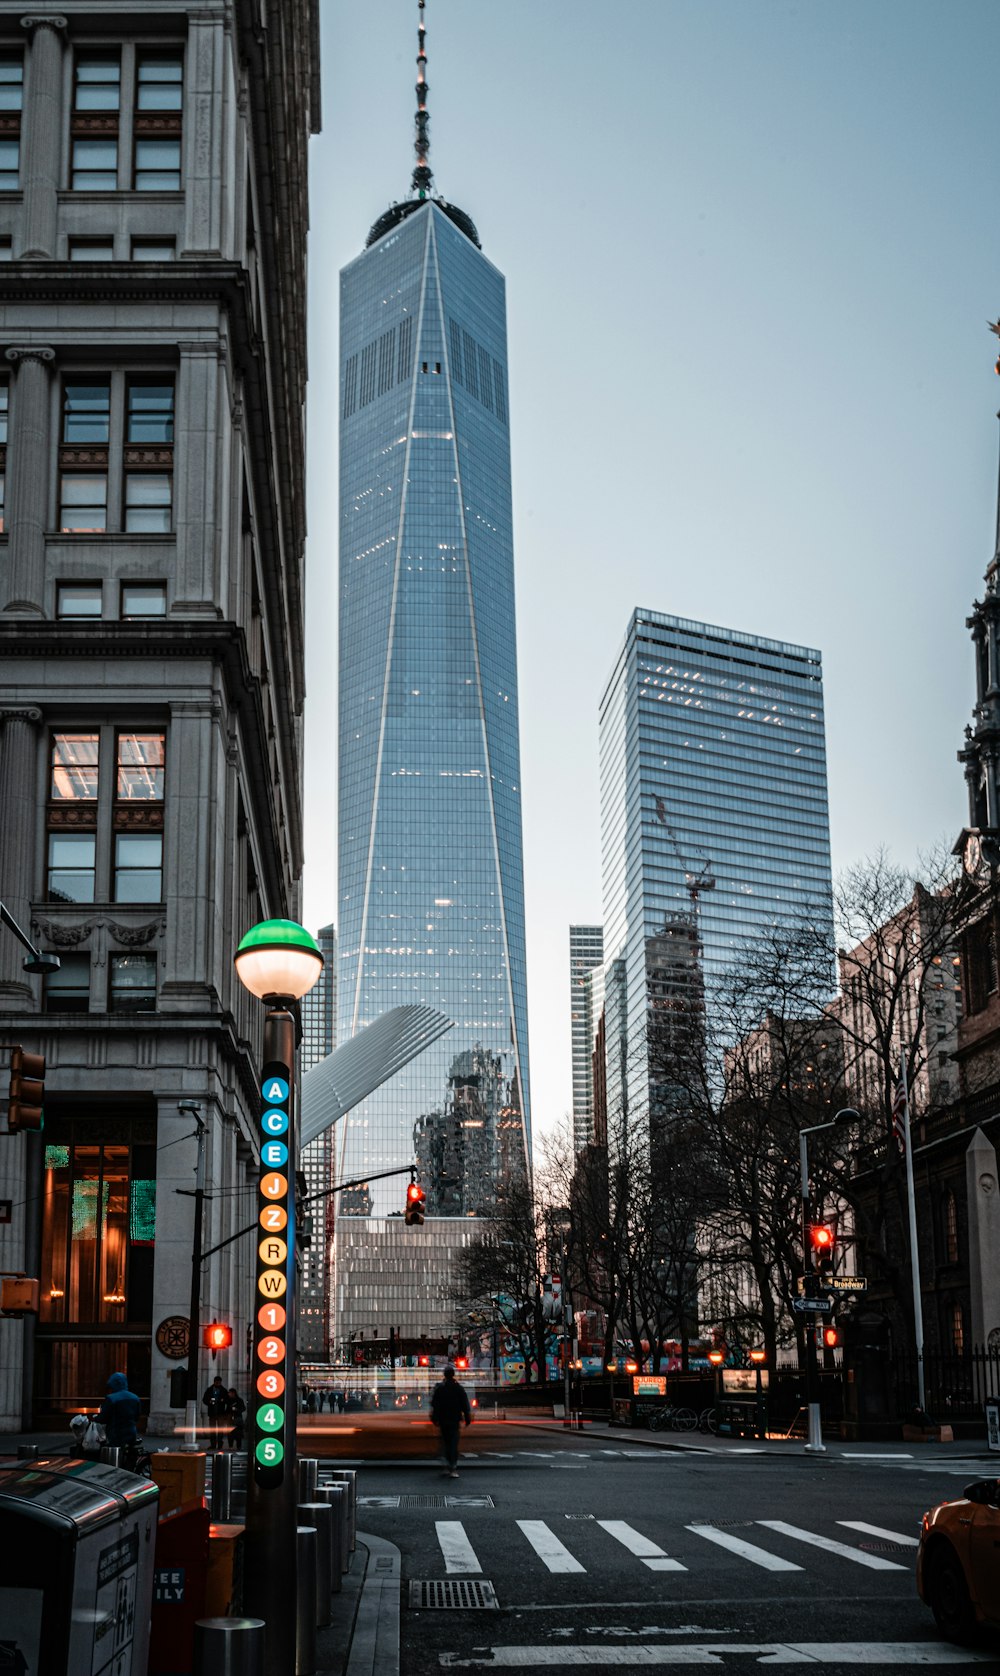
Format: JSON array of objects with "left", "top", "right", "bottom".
[{"left": 40, "top": 1126, "right": 155, "bottom": 1326}]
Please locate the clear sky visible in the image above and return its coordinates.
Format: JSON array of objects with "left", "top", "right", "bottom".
[{"left": 303, "top": 0, "right": 1000, "bottom": 1144}]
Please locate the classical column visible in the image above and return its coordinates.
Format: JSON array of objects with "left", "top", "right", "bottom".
[
  {"left": 0, "top": 707, "right": 43, "bottom": 1008},
  {"left": 966, "top": 1127, "right": 1000, "bottom": 1350},
  {"left": 3, "top": 345, "right": 54, "bottom": 617},
  {"left": 19, "top": 16, "right": 67, "bottom": 259}
]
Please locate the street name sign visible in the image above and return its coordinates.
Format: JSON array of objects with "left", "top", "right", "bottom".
[{"left": 826, "top": 1276, "right": 868, "bottom": 1292}]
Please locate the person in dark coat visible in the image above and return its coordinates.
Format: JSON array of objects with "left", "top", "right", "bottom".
[
  {"left": 99, "top": 1371, "right": 140, "bottom": 1447},
  {"left": 430, "top": 1366, "right": 471, "bottom": 1476},
  {"left": 226, "top": 1388, "right": 245, "bottom": 1451}
]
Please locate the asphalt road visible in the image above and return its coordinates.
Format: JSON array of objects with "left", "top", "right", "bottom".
[{"left": 347, "top": 1425, "right": 1000, "bottom": 1674}]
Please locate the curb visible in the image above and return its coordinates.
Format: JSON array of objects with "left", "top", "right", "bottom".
[{"left": 344, "top": 1532, "right": 401, "bottom": 1676}]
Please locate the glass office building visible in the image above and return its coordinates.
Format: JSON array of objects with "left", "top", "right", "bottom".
[
  {"left": 599, "top": 610, "right": 834, "bottom": 1122},
  {"left": 335, "top": 196, "right": 531, "bottom": 1341},
  {"left": 299, "top": 924, "right": 337, "bottom": 1358},
  {"left": 569, "top": 925, "right": 604, "bottom": 1152}
]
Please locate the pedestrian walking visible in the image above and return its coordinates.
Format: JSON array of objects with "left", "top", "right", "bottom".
[
  {"left": 226, "top": 1387, "right": 245, "bottom": 1451},
  {"left": 431, "top": 1365, "right": 471, "bottom": 1477},
  {"left": 99, "top": 1370, "right": 141, "bottom": 1448},
  {"left": 203, "top": 1374, "right": 228, "bottom": 1441}
]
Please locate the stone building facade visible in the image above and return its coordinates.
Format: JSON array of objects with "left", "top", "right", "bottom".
[{"left": 0, "top": 0, "right": 319, "bottom": 1429}]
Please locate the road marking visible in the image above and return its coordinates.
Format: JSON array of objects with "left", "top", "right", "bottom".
[
  {"left": 597, "top": 1519, "right": 686, "bottom": 1571},
  {"left": 757, "top": 1520, "right": 908, "bottom": 1571},
  {"left": 687, "top": 1523, "right": 803, "bottom": 1572},
  {"left": 516, "top": 1450, "right": 556, "bottom": 1457},
  {"left": 841, "top": 1453, "right": 913, "bottom": 1460},
  {"left": 435, "top": 1521, "right": 482, "bottom": 1575},
  {"left": 436, "top": 1643, "right": 999, "bottom": 1666},
  {"left": 837, "top": 1520, "right": 919, "bottom": 1547},
  {"left": 516, "top": 1519, "right": 586, "bottom": 1573}
]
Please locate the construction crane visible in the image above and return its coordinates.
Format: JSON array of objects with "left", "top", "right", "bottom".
[{"left": 653, "top": 797, "right": 716, "bottom": 908}]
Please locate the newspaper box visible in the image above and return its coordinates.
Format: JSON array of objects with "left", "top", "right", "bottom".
[{"left": 0, "top": 1453, "right": 158, "bottom": 1675}]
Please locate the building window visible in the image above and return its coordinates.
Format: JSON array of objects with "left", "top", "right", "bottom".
[
  {"left": 0, "top": 52, "right": 22, "bottom": 189},
  {"left": 69, "top": 237, "right": 115, "bottom": 261},
  {"left": 57, "top": 582, "right": 103, "bottom": 618},
  {"left": 134, "top": 53, "right": 183, "bottom": 189},
  {"left": 944, "top": 1190, "right": 959, "bottom": 1264},
  {"left": 120, "top": 581, "right": 166, "bottom": 617},
  {"left": 46, "top": 727, "right": 165, "bottom": 903},
  {"left": 60, "top": 378, "right": 110, "bottom": 532},
  {"left": 124, "top": 377, "right": 174, "bottom": 531},
  {"left": 966, "top": 915, "right": 997, "bottom": 1014},
  {"left": 109, "top": 953, "right": 156, "bottom": 1012},
  {"left": 44, "top": 953, "right": 91, "bottom": 1013},
  {"left": 131, "top": 237, "right": 175, "bottom": 261},
  {"left": 71, "top": 52, "right": 121, "bottom": 189},
  {"left": 0, "top": 374, "right": 7, "bottom": 532},
  {"left": 39, "top": 1122, "right": 156, "bottom": 1330},
  {"left": 0, "top": 237, "right": 11, "bottom": 259},
  {"left": 951, "top": 1302, "right": 964, "bottom": 1355}
]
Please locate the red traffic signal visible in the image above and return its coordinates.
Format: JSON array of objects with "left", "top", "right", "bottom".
[
  {"left": 809, "top": 1224, "right": 835, "bottom": 1272},
  {"left": 204, "top": 1321, "right": 233, "bottom": 1351},
  {"left": 405, "top": 1181, "right": 426, "bottom": 1226},
  {"left": 418, "top": 1355, "right": 430, "bottom": 1367},
  {"left": 822, "top": 1325, "right": 840, "bottom": 1349},
  {"left": 7, "top": 1046, "right": 45, "bottom": 1133},
  {"left": 454, "top": 1357, "right": 468, "bottom": 1370}
]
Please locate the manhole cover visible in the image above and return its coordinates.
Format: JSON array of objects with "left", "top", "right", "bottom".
[
  {"left": 409, "top": 1579, "right": 499, "bottom": 1610},
  {"left": 565, "top": 1513, "right": 595, "bottom": 1520},
  {"left": 860, "top": 1542, "right": 909, "bottom": 1553}
]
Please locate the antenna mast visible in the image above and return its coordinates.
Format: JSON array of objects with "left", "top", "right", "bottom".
[{"left": 411, "top": 0, "right": 433, "bottom": 198}]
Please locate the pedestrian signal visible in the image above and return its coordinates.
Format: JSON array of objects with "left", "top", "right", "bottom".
[
  {"left": 204, "top": 1320, "right": 233, "bottom": 1351},
  {"left": 455, "top": 1357, "right": 468, "bottom": 1370},
  {"left": 7, "top": 1046, "right": 45, "bottom": 1132},
  {"left": 822, "top": 1325, "right": 840, "bottom": 1349},
  {"left": 405, "top": 1182, "right": 426, "bottom": 1226}
]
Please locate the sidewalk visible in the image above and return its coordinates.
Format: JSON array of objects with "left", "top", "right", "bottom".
[
  {"left": 513, "top": 1416, "right": 1000, "bottom": 1463},
  {"left": 0, "top": 1433, "right": 399, "bottom": 1676}
]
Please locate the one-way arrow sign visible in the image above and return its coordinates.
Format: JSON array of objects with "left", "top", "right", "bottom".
[{"left": 792, "top": 1296, "right": 834, "bottom": 1314}]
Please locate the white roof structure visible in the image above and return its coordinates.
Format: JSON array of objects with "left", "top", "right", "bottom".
[{"left": 300, "top": 1004, "right": 453, "bottom": 1147}]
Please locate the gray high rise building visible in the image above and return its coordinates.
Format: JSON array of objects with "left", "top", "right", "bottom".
[
  {"left": 569, "top": 925, "right": 603, "bottom": 1151},
  {"left": 334, "top": 9, "right": 530, "bottom": 1343},
  {"left": 0, "top": 2, "right": 319, "bottom": 1431},
  {"left": 300, "top": 923, "right": 337, "bottom": 1359},
  {"left": 599, "top": 610, "right": 834, "bottom": 1127}
]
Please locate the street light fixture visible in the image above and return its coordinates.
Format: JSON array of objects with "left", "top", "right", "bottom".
[
  {"left": 799, "top": 1107, "right": 859, "bottom": 1455},
  {"left": 235, "top": 918, "right": 323, "bottom": 1676}
]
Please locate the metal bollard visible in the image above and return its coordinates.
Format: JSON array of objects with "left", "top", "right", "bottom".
[
  {"left": 210, "top": 1451, "right": 232, "bottom": 1521},
  {"left": 99, "top": 1445, "right": 123, "bottom": 1468},
  {"left": 194, "top": 1617, "right": 265, "bottom": 1676},
  {"left": 16, "top": 1444, "right": 38, "bottom": 1459},
  {"left": 326, "top": 1468, "right": 357, "bottom": 1552},
  {"left": 299, "top": 1456, "right": 319, "bottom": 1502},
  {"left": 318, "top": 1483, "right": 348, "bottom": 1576},
  {"left": 298, "top": 1502, "right": 334, "bottom": 1626},
  {"left": 296, "top": 1527, "right": 318, "bottom": 1676}
]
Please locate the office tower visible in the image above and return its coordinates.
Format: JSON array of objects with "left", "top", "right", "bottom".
[
  {"left": 0, "top": 5, "right": 319, "bottom": 1430},
  {"left": 599, "top": 609, "right": 834, "bottom": 1127},
  {"left": 569, "top": 925, "right": 603, "bottom": 1151},
  {"left": 299, "top": 923, "right": 337, "bottom": 1359},
  {"left": 335, "top": 7, "right": 530, "bottom": 1342}
]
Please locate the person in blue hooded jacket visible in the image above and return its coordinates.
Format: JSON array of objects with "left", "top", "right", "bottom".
[{"left": 98, "top": 1371, "right": 141, "bottom": 1447}]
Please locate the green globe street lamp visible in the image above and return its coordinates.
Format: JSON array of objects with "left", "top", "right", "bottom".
[{"left": 235, "top": 918, "right": 323, "bottom": 1676}]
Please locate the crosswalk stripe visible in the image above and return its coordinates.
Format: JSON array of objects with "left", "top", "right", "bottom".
[
  {"left": 837, "top": 1520, "right": 919, "bottom": 1547},
  {"left": 757, "top": 1520, "right": 908, "bottom": 1570},
  {"left": 687, "top": 1523, "right": 803, "bottom": 1572},
  {"left": 516, "top": 1519, "right": 586, "bottom": 1573},
  {"left": 597, "top": 1519, "right": 686, "bottom": 1571},
  {"left": 435, "top": 1521, "right": 482, "bottom": 1575}
]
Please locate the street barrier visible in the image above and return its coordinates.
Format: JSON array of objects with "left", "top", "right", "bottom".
[
  {"left": 325, "top": 1468, "right": 357, "bottom": 1552},
  {"left": 194, "top": 1616, "right": 265, "bottom": 1676},
  {"left": 299, "top": 1501, "right": 334, "bottom": 1625},
  {"left": 299, "top": 1455, "right": 319, "bottom": 1501},
  {"left": 210, "top": 1450, "right": 233, "bottom": 1521}
]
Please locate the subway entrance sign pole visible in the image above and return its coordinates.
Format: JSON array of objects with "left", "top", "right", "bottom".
[{"left": 235, "top": 920, "right": 324, "bottom": 1676}]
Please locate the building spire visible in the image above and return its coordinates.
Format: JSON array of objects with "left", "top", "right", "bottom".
[{"left": 411, "top": 0, "right": 433, "bottom": 199}]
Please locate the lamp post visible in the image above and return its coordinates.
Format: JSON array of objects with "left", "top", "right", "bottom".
[
  {"left": 749, "top": 1347, "right": 766, "bottom": 1439},
  {"left": 235, "top": 918, "right": 324, "bottom": 1676},
  {"left": 799, "top": 1107, "right": 858, "bottom": 1455},
  {"left": 708, "top": 1347, "right": 725, "bottom": 1430}
]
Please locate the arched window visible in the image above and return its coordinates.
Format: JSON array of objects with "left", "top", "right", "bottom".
[
  {"left": 944, "top": 1190, "right": 959, "bottom": 1265},
  {"left": 951, "top": 1302, "right": 964, "bottom": 1355}
]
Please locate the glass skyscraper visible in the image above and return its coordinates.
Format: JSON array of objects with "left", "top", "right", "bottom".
[
  {"left": 335, "top": 64, "right": 530, "bottom": 1341},
  {"left": 599, "top": 610, "right": 834, "bottom": 1122},
  {"left": 569, "top": 925, "right": 604, "bottom": 1152}
]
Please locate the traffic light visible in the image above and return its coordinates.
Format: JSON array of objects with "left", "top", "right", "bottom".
[
  {"left": 418, "top": 1355, "right": 430, "bottom": 1367},
  {"left": 405, "top": 1182, "right": 426, "bottom": 1226},
  {"left": 454, "top": 1356, "right": 468, "bottom": 1370},
  {"left": 7, "top": 1047, "right": 45, "bottom": 1132},
  {"left": 822, "top": 1325, "right": 839, "bottom": 1349},
  {"left": 809, "top": 1223, "right": 835, "bottom": 1275},
  {"left": 204, "top": 1320, "right": 233, "bottom": 1353}
]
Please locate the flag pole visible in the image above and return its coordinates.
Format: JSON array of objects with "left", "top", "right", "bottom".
[{"left": 899, "top": 1048, "right": 926, "bottom": 1410}]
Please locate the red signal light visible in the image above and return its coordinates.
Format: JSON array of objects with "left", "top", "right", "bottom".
[
  {"left": 822, "top": 1325, "right": 839, "bottom": 1349},
  {"left": 810, "top": 1225, "right": 834, "bottom": 1250},
  {"left": 454, "top": 1356, "right": 468, "bottom": 1370},
  {"left": 418, "top": 1355, "right": 429, "bottom": 1367},
  {"left": 204, "top": 1321, "right": 233, "bottom": 1350},
  {"left": 405, "top": 1182, "right": 426, "bottom": 1226}
]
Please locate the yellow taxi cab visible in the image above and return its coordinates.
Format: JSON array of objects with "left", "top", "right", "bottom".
[{"left": 917, "top": 1476, "right": 1000, "bottom": 1640}]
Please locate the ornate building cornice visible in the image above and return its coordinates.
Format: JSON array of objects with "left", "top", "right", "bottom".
[{"left": 19, "top": 15, "right": 68, "bottom": 34}]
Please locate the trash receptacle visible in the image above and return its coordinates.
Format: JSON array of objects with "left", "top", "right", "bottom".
[{"left": 0, "top": 1452, "right": 159, "bottom": 1676}]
